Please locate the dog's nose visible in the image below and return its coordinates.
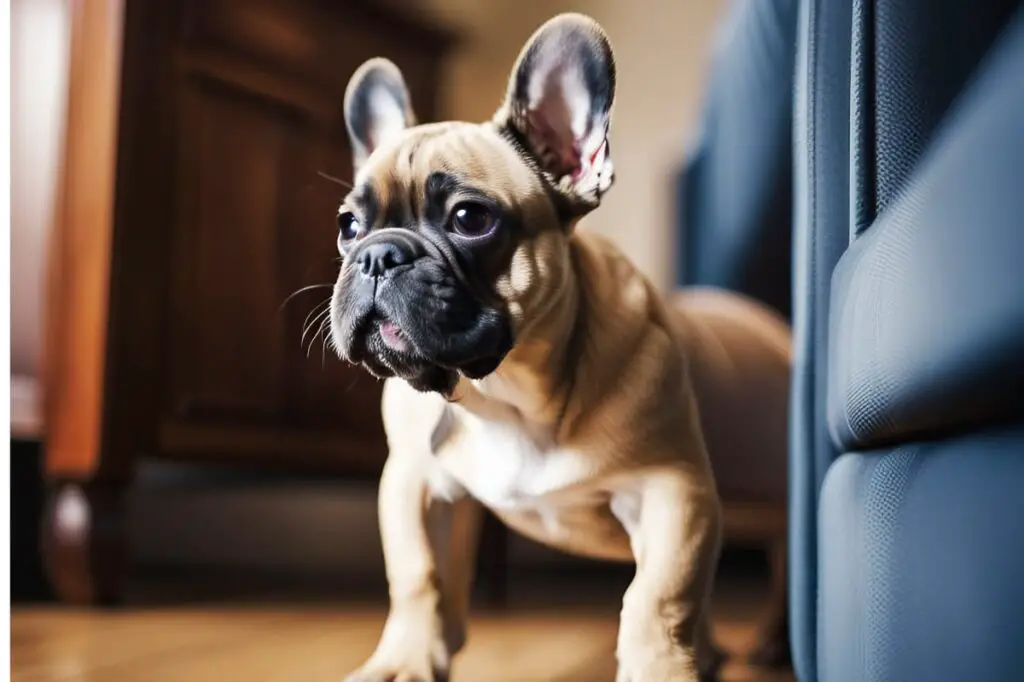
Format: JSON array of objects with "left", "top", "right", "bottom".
[{"left": 357, "top": 241, "right": 412, "bottom": 278}]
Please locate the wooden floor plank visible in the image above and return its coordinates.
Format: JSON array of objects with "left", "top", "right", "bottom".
[
  {"left": 12, "top": 563, "right": 794, "bottom": 682},
  {"left": 12, "top": 605, "right": 793, "bottom": 681}
]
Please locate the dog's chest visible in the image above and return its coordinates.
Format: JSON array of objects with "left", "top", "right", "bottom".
[
  {"left": 429, "top": 406, "right": 636, "bottom": 560},
  {"left": 438, "top": 410, "right": 591, "bottom": 508}
]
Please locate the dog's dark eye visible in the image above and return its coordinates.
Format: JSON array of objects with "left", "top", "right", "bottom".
[
  {"left": 449, "top": 202, "right": 498, "bottom": 238},
  {"left": 336, "top": 211, "right": 363, "bottom": 243}
]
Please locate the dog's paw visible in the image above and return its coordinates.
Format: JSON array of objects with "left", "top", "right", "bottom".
[
  {"left": 343, "top": 664, "right": 448, "bottom": 682},
  {"left": 616, "top": 601, "right": 703, "bottom": 682},
  {"left": 615, "top": 641, "right": 700, "bottom": 682},
  {"left": 614, "top": 655, "right": 700, "bottom": 682},
  {"left": 343, "top": 640, "right": 451, "bottom": 682},
  {"left": 343, "top": 617, "right": 452, "bottom": 682}
]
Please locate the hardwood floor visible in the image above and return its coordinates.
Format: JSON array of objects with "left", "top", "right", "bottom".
[{"left": 11, "top": 564, "right": 795, "bottom": 682}]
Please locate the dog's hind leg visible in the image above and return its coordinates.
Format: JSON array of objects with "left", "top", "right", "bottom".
[
  {"left": 749, "top": 539, "right": 791, "bottom": 669},
  {"left": 696, "top": 614, "right": 727, "bottom": 682}
]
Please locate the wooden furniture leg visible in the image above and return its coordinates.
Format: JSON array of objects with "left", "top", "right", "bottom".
[
  {"left": 41, "top": 0, "right": 134, "bottom": 606},
  {"left": 41, "top": 481, "right": 130, "bottom": 606}
]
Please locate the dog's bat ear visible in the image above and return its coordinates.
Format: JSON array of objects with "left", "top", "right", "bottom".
[
  {"left": 344, "top": 58, "right": 417, "bottom": 170},
  {"left": 495, "top": 13, "right": 616, "bottom": 210}
]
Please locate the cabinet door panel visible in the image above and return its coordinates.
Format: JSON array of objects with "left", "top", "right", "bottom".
[
  {"left": 113, "top": 0, "right": 454, "bottom": 473},
  {"left": 169, "top": 77, "right": 293, "bottom": 421},
  {"left": 274, "top": 129, "right": 385, "bottom": 431}
]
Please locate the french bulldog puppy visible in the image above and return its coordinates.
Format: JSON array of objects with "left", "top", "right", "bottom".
[{"left": 329, "top": 13, "right": 791, "bottom": 682}]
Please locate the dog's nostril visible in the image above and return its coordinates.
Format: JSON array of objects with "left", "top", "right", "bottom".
[{"left": 357, "top": 242, "right": 410, "bottom": 278}]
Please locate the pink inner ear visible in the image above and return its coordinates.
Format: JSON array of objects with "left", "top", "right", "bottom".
[
  {"left": 525, "top": 107, "right": 609, "bottom": 187},
  {"left": 573, "top": 138, "right": 607, "bottom": 182},
  {"left": 526, "top": 109, "right": 582, "bottom": 177}
]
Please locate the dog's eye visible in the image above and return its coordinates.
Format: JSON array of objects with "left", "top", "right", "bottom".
[
  {"left": 449, "top": 202, "right": 498, "bottom": 238},
  {"left": 336, "top": 211, "right": 363, "bottom": 243}
]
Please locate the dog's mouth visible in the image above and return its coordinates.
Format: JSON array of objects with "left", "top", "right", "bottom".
[
  {"left": 347, "top": 309, "right": 428, "bottom": 371},
  {"left": 353, "top": 310, "right": 418, "bottom": 365},
  {"left": 349, "top": 311, "right": 459, "bottom": 394},
  {"left": 377, "top": 319, "right": 410, "bottom": 353},
  {"left": 332, "top": 272, "right": 514, "bottom": 394}
]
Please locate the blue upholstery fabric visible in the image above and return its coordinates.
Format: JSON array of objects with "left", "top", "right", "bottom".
[
  {"left": 850, "top": 0, "right": 1017, "bottom": 234},
  {"left": 819, "top": 427, "right": 1024, "bottom": 682},
  {"left": 789, "top": 0, "right": 852, "bottom": 676},
  {"left": 865, "top": 0, "right": 1019, "bottom": 226},
  {"left": 677, "top": 0, "right": 799, "bottom": 320},
  {"left": 829, "top": 20, "right": 1024, "bottom": 449},
  {"left": 791, "top": 1, "right": 1024, "bottom": 680}
]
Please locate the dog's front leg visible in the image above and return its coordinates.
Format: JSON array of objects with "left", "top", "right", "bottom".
[
  {"left": 345, "top": 454, "right": 482, "bottom": 682},
  {"left": 615, "top": 467, "right": 723, "bottom": 682}
]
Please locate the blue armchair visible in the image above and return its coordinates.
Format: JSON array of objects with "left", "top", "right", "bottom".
[{"left": 790, "top": 1, "right": 1024, "bottom": 681}]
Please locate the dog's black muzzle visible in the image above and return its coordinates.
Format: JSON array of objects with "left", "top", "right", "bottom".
[{"left": 330, "top": 230, "right": 513, "bottom": 393}]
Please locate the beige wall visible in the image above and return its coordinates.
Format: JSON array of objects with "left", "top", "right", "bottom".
[
  {"left": 421, "top": 0, "right": 727, "bottom": 291},
  {"left": 10, "top": 0, "right": 71, "bottom": 436}
]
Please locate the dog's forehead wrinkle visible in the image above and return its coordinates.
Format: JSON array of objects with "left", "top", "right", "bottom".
[{"left": 359, "top": 123, "right": 554, "bottom": 225}]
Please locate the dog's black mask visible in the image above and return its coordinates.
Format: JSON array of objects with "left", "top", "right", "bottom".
[{"left": 331, "top": 228, "right": 513, "bottom": 394}]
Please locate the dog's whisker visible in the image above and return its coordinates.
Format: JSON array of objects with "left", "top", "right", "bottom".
[
  {"left": 300, "top": 298, "right": 330, "bottom": 335},
  {"left": 301, "top": 306, "right": 332, "bottom": 349},
  {"left": 300, "top": 303, "right": 329, "bottom": 342},
  {"left": 306, "top": 313, "right": 332, "bottom": 360},
  {"left": 317, "top": 171, "right": 354, "bottom": 190},
  {"left": 303, "top": 296, "right": 330, "bottom": 321},
  {"left": 279, "top": 284, "right": 333, "bottom": 314},
  {"left": 302, "top": 317, "right": 330, "bottom": 354},
  {"left": 319, "top": 317, "right": 332, "bottom": 367},
  {"left": 304, "top": 326, "right": 321, "bottom": 359},
  {"left": 307, "top": 315, "right": 331, "bottom": 360}
]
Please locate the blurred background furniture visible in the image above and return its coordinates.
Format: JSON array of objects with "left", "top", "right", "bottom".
[
  {"left": 41, "top": 0, "right": 456, "bottom": 605},
  {"left": 675, "top": 0, "right": 800, "bottom": 666},
  {"left": 790, "top": 1, "right": 1024, "bottom": 680},
  {"left": 10, "top": 0, "right": 72, "bottom": 604}
]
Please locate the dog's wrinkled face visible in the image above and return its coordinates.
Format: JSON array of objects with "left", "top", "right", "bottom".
[{"left": 330, "top": 14, "right": 616, "bottom": 394}]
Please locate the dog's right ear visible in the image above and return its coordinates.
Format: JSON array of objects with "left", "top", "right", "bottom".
[
  {"left": 494, "top": 13, "right": 616, "bottom": 213},
  {"left": 344, "top": 58, "right": 417, "bottom": 171}
]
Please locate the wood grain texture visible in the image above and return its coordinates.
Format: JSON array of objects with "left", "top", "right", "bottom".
[
  {"left": 43, "top": 0, "right": 456, "bottom": 480},
  {"left": 12, "top": 595, "right": 795, "bottom": 682},
  {"left": 43, "top": 0, "right": 126, "bottom": 478},
  {"left": 114, "top": 0, "right": 454, "bottom": 475},
  {"left": 153, "top": 0, "right": 454, "bottom": 473},
  {"left": 38, "top": 0, "right": 462, "bottom": 607}
]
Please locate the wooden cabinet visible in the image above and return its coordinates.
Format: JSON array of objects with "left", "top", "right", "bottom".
[{"left": 43, "top": 0, "right": 458, "bottom": 604}]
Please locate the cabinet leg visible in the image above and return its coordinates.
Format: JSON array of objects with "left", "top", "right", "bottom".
[
  {"left": 749, "top": 538, "right": 791, "bottom": 668},
  {"left": 41, "top": 481, "right": 131, "bottom": 606}
]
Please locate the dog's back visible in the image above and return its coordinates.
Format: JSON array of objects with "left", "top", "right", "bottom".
[{"left": 669, "top": 287, "right": 792, "bottom": 503}]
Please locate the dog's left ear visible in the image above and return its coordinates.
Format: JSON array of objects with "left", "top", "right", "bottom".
[
  {"left": 495, "top": 14, "right": 616, "bottom": 212},
  {"left": 344, "top": 58, "right": 417, "bottom": 171}
]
